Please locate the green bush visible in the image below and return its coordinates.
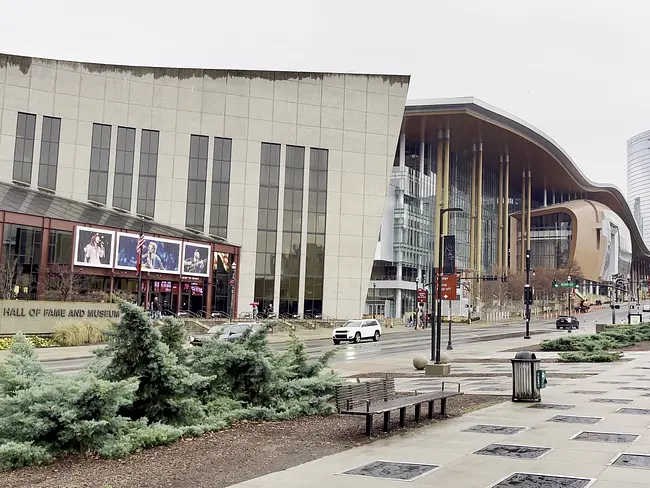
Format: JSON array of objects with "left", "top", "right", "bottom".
[
  {"left": 558, "top": 351, "right": 619, "bottom": 362},
  {"left": 52, "top": 319, "right": 111, "bottom": 346},
  {"left": 541, "top": 324, "right": 650, "bottom": 362},
  {"left": 0, "top": 442, "right": 52, "bottom": 471},
  {"left": 0, "top": 301, "right": 342, "bottom": 471}
]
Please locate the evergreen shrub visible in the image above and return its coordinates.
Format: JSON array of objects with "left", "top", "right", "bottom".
[{"left": 0, "top": 301, "right": 340, "bottom": 470}]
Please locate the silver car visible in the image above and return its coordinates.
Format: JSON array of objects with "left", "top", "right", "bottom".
[{"left": 189, "top": 322, "right": 260, "bottom": 346}]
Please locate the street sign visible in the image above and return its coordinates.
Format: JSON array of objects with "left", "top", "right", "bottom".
[
  {"left": 417, "top": 288, "right": 427, "bottom": 302},
  {"left": 435, "top": 275, "right": 458, "bottom": 300}
]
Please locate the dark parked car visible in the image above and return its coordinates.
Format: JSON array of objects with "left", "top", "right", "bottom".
[
  {"left": 556, "top": 316, "right": 579, "bottom": 330},
  {"left": 189, "top": 322, "right": 261, "bottom": 346}
]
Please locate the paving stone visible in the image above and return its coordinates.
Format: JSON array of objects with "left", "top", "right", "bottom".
[
  {"left": 547, "top": 415, "right": 602, "bottom": 424},
  {"left": 570, "top": 390, "right": 608, "bottom": 395},
  {"left": 342, "top": 461, "right": 439, "bottom": 480},
  {"left": 528, "top": 403, "right": 575, "bottom": 410},
  {"left": 463, "top": 425, "right": 526, "bottom": 435},
  {"left": 474, "top": 443, "right": 551, "bottom": 459},
  {"left": 572, "top": 431, "right": 639, "bottom": 443},
  {"left": 615, "top": 407, "right": 650, "bottom": 415},
  {"left": 491, "top": 472, "right": 593, "bottom": 487},
  {"left": 612, "top": 453, "right": 650, "bottom": 469},
  {"left": 590, "top": 398, "right": 634, "bottom": 404}
]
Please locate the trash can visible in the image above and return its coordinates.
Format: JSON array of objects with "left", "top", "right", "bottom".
[{"left": 511, "top": 351, "right": 543, "bottom": 402}]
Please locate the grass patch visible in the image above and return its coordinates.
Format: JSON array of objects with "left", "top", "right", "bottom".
[
  {"left": 540, "top": 324, "right": 650, "bottom": 362},
  {"left": 52, "top": 319, "right": 112, "bottom": 346}
]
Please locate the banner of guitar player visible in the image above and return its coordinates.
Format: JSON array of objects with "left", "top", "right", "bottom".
[
  {"left": 115, "top": 233, "right": 181, "bottom": 274},
  {"left": 182, "top": 242, "right": 211, "bottom": 277},
  {"left": 214, "top": 252, "right": 232, "bottom": 275}
]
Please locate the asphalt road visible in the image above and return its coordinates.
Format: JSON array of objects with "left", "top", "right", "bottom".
[{"left": 41, "top": 308, "right": 616, "bottom": 375}]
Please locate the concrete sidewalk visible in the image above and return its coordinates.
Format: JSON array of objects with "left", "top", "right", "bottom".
[{"left": 232, "top": 352, "right": 650, "bottom": 488}]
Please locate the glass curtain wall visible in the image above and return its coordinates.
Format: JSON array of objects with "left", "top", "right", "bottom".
[
  {"left": 304, "top": 148, "right": 327, "bottom": 316},
  {"left": 279, "top": 146, "right": 304, "bottom": 316},
  {"left": 2, "top": 224, "right": 42, "bottom": 299},
  {"left": 254, "top": 143, "right": 281, "bottom": 312},
  {"left": 528, "top": 212, "right": 572, "bottom": 269}
]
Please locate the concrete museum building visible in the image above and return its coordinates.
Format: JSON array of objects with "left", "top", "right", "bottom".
[{"left": 0, "top": 54, "right": 648, "bottom": 320}]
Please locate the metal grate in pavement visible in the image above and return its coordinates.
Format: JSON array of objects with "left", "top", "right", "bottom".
[
  {"left": 490, "top": 472, "right": 594, "bottom": 487},
  {"left": 547, "top": 415, "right": 602, "bottom": 425},
  {"left": 612, "top": 453, "right": 650, "bottom": 469},
  {"left": 615, "top": 407, "right": 650, "bottom": 415},
  {"left": 463, "top": 425, "right": 526, "bottom": 435},
  {"left": 341, "top": 461, "right": 440, "bottom": 481},
  {"left": 572, "top": 431, "right": 639, "bottom": 443},
  {"left": 474, "top": 444, "right": 551, "bottom": 459},
  {"left": 590, "top": 398, "right": 633, "bottom": 404},
  {"left": 528, "top": 403, "right": 575, "bottom": 410}
]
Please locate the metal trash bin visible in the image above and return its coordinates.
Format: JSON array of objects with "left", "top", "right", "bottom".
[{"left": 511, "top": 351, "right": 543, "bottom": 402}]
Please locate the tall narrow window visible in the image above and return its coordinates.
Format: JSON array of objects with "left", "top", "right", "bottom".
[
  {"left": 37, "top": 116, "right": 61, "bottom": 191},
  {"left": 279, "top": 146, "right": 304, "bottom": 316},
  {"left": 209, "top": 137, "right": 232, "bottom": 238},
  {"left": 304, "top": 148, "right": 328, "bottom": 316},
  {"left": 254, "top": 143, "right": 281, "bottom": 312},
  {"left": 137, "top": 129, "right": 159, "bottom": 218},
  {"left": 88, "top": 123, "right": 112, "bottom": 204},
  {"left": 13, "top": 112, "right": 36, "bottom": 184},
  {"left": 112, "top": 126, "right": 136, "bottom": 211},
  {"left": 186, "top": 135, "right": 208, "bottom": 231}
]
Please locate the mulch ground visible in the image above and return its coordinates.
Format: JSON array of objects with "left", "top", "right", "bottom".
[{"left": 0, "top": 394, "right": 507, "bottom": 488}]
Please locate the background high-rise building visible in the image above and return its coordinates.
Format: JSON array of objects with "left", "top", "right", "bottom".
[{"left": 628, "top": 130, "right": 650, "bottom": 247}]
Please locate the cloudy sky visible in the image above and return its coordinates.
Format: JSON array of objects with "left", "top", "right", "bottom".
[{"left": 0, "top": 0, "right": 644, "bottom": 194}]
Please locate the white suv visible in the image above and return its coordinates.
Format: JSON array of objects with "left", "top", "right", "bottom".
[{"left": 332, "top": 319, "right": 381, "bottom": 344}]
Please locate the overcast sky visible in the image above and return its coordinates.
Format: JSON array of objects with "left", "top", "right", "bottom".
[{"left": 0, "top": 0, "right": 644, "bottom": 195}]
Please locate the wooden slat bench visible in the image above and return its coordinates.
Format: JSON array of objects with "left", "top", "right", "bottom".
[{"left": 335, "top": 378, "right": 463, "bottom": 436}]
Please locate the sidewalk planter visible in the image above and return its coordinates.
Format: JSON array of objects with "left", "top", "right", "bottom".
[{"left": 511, "top": 351, "right": 542, "bottom": 402}]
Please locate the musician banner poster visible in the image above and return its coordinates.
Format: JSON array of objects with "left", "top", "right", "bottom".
[
  {"left": 182, "top": 242, "right": 211, "bottom": 277},
  {"left": 214, "top": 251, "right": 232, "bottom": 275},
  {"left": 73, "top": 226, "right": 115, "bottom": 269},
  {"left": 115, "top": 232, "right": 181, "bottom": 274}
]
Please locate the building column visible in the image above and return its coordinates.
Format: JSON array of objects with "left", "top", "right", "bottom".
[
  {"left": 497, "top": 156, "right": 504, "bottom": 269},
  {"left": 552, "top": 190, "right": 556, "bottom": 205},
  {"left": 442, "top": 129, "right": 451, "bottom": 236},
  {"left": 399, "top": 133, "right": 406, "bottom": 167},
  {"left": 527, "top": 167, "right": 532, "bottom": 254},
  {"left": 476, "top": 142, "right": 483, "bottom": 276},
  {"left": 543, "top": 174, "right": 548, "bottom": 207},
  {"left": 469, "top": 144, "right": 477, "bottom": 272},
  {"left": 503, "top": 154, "right": 510, "bottom": 271},
  {"left": 396, "top": 262, "right": 403, "bottom": 319},
  {"left": 521, "top": 170, "right": 527, "bottom": 273},
  {"left": 434, "top": 130, "right": 444, "bottom": 267}
]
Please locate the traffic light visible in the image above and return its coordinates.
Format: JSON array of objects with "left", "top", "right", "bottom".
[
  {"left": 574, "top": 280, "right": 580, "bottom": 289},
  {"left": 553, "top": 280, "right": 559, "bottom": 288}
]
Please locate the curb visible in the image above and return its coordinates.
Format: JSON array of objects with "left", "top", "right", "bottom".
[{"left": 38, "top": 355, "right": 95, "bottom": 363}]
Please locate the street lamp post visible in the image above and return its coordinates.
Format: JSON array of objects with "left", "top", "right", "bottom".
[
  {"left": 567, "top": 275, "right": 572, "bottom": 334},
  {"left": 434, "top": 206, "right": 463, "bottom": 364},
  {"left": 524, "top": 249, "right": 531, "bottom": 339},
  {"left": 229, "top": 261, "right": 237, "bottom": 321},
  {"left": 372, "top": 282, "right": 376, "bottom": 319}
]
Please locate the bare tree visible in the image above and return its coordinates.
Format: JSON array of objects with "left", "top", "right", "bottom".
[
  {"left": 40, "top": 263, "right": 85, "bottom": 301},
  {"left": 0, "top": 257, "right": 18, "bottom": 299}
]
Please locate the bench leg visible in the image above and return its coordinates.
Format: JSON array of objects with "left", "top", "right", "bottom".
[
  {"left": 399, "top": 407, "right": 406, "bottom": 427},
  {"left": 365, "top": 415, "right": 373, "bottom": 436},
  {"left": 428, "top": 401, "right": 434, "bottom": 419},
  {"left": 383, "top": 411, "right": 390, "bottom": 433},
  {"left": 441, "top": 397, "right": 447, "bottom": 416},
  {"left": 415, "top": 403, "right": 421, "bottom": 423}
]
